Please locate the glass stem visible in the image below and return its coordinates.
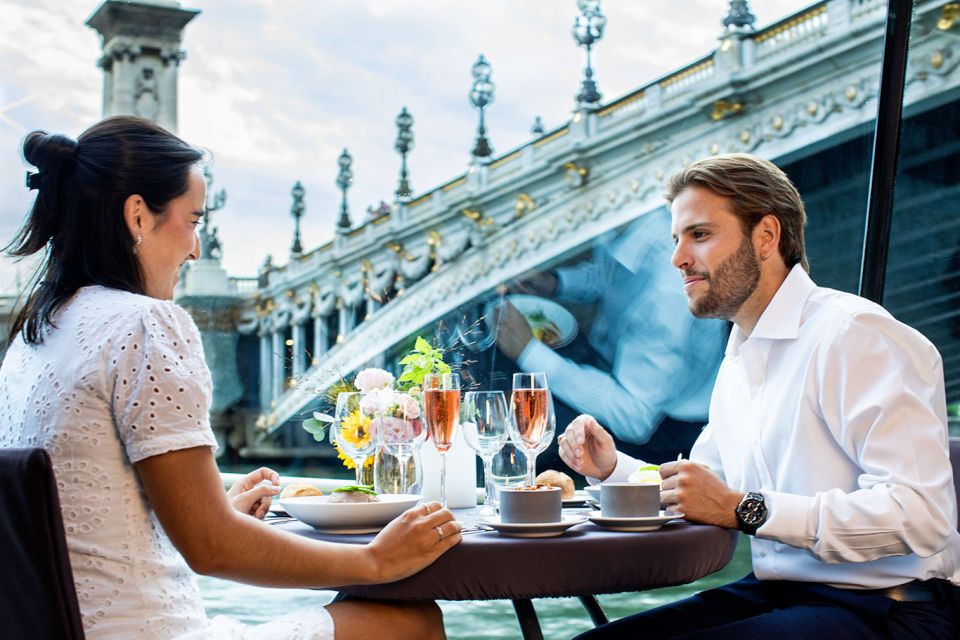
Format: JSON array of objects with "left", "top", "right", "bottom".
[
  {"left": 355, "top": 460, "right": 364, "bottom": 485},
  {"left": 482, "top": 455, "right": 495, "bottom": 508},
  {"left": 526, "top": 453, "right": 537, "bottom": 487},
  {"left": 398, "top": 454, "right": 408, "bottom": 494},
  {"left": 440, "top": 451, "right": 448, "bottom": 508}
]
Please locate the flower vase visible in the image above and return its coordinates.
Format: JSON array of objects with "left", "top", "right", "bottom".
[
  {"left": 373, "top": 446, "right": 422, "bottom": 495},
  {"left": 359, "top": 456, "right": 375, "bottom": 486}
]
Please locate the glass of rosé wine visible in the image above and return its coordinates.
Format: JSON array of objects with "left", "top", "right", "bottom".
[
  {"left": 423, "top": 372, "right": 461, "bottom": 508},
  {"left": 508, "top": 372, "right": 555, "bottom": 487}
]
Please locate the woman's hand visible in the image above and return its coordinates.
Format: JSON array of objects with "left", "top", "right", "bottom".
[
  {"left": 227, "top": 467, "right": 281, "bottom": 519},
  {"left": 364, "top": 501, "right": 461, "bottom": 584}
]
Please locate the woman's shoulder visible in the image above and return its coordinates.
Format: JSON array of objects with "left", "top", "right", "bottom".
[{"left": 73, "top": 286, "right": 200, "bottom": 342}]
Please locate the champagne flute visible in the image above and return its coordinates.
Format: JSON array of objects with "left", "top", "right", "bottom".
[
  {"left": 332, "top": 392, "right": 379, "bottom": 485},
  {"left": 508, "top": 372, "right": 555, "bottom": 487},
  {"left": 423, "top": 372, "right": 461, "bottom": 508},
  {"left": 375, "top": 391, "right": 426, "bottom": 494},
  {"left": 461, "top": 391, "right": 508, "bottom": 516}
]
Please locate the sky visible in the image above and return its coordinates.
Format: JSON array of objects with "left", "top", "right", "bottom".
[{"left": 0, "top": 0, "right": 813, "bottom": 292}]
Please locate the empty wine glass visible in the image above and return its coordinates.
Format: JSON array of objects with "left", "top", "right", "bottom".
[
  {"left": 508, "top": 372, "right": 555, "bottom": 486},
  {"left": 423, "top": 372, "right": 461, "bottom": 507},
  {"left": 332, "top": 392, "right": 379, "bottom": 485},
  {"left": 461, "top": 390, "right": 508, "bottom": 516},
  {"left": 372, "top": 390, "right": 426, "bottom": 495}
]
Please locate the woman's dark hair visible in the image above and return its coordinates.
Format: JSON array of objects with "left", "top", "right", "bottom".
[{"left": 7, "top": 115, "right": 203, "bottom": 344}]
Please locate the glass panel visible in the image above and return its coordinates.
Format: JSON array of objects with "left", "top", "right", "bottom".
[{"left": 886, "top": 79, "right": 960, "bottom": 432}]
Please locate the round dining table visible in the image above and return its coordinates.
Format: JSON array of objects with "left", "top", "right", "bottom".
[{"left": 275, "top": 508, "right": 738, "bottom": 639}]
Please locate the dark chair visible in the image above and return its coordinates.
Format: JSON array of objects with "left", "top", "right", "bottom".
[
  {"left": 951, "top": 437, "right": 960, "bottom": 532},
  {"left": 0, "top": 448, "right": 85, "bottom": 639}
]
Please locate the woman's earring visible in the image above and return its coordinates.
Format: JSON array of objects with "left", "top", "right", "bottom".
[{"left": 134, "top": 234, "right": 142, "bottom": 252}]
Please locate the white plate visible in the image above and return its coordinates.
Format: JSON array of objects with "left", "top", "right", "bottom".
[
  {"left": 280, "top": 494, "right": 421, "bottom": 533},
  {"left": 486, "top": 294, "right": 578, "bottom": 349},
  {"left": 587, "top": 511, "right": 684, "bottom": 532},
  {"left": 562, "top": 490, "right": 590, "bottom": 507},
  {"left": 481, "top": 514, "right": 587, "bottom": 538}
]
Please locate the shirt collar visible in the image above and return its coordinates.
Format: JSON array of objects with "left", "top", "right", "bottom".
[{"left": 727, "top": 264, "right": 816, "bottom": 353}]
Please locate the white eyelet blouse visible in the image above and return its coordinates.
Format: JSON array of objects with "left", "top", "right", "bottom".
[{"left": 0, "top": 286, "right": 333, "bottom": 639}]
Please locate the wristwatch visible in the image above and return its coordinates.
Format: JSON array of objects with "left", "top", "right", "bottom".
[{"left": 735, "top": 491, "right": 767, "bottom": 535}]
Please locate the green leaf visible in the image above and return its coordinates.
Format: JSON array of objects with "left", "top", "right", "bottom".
[
  {"left": 301, "top": 418, "right": 328, "bottom": 442},
  {"left": 637, "top": 464, "right": 660, "bottom": 471},
  {"left": 333, "top": 485, "right": 378, "bottom": 495},
  {"left": 415, "top": 336, "right": 431, "bottom": 353},
  {"left": 398, "top": 354, "right": 420, "bottom": 365}
]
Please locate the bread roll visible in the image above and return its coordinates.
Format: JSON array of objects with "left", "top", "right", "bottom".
[
  {"left": 535, "top": 470, "right": 575, "bottom": 499},
  {"left": 280, "top": 482, "right": 323, "bottom": 499}
]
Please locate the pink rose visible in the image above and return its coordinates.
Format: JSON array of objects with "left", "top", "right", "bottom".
[
  {"left": 354, "top": 368, "right": 395, "bottom": 392},
  {"left": 395, "top": 393, "right": 421, "bottom": 420},
  {"left": 360, "top": 388, "right": 394, "bottom": 415}
]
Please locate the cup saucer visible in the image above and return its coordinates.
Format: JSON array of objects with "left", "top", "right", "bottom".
[
  {"left": 480, "top": 514, "right": 587, "bottom": 538},
  {"left": 586, "top": 511, "right": 683, "bottom": 532}
]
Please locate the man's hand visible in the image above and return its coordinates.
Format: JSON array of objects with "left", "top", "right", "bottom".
[
  {"left": 227, "top": 467, "right": 281, "bottom": 519},
  {"left": 494, "top": 301, "right": 534, "bottom": 360},
  {"left": 510, "top": 270, "right": 558, "bottom": 297},
  {"left": 659, "top": 460, "right": 742, "bottom": 529},
  {"left": 557, "top": 415, "right": 618, "bottom": 480}
]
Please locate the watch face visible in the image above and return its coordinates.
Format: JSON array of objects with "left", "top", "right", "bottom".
[{"left": 739, "top": 498, "right": 766, "bottom": 525}]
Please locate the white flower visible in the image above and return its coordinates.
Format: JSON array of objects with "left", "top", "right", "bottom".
[
  {"left": 360, "top": 388, "right": 395, "bottom": 414},
  {"left": 354, "top": 368, "right": 395, "bottom": 392}
]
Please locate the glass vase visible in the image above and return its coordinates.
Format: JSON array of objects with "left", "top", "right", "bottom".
[{"left": 373, "top": 446, "right": 422, "bottom": 495}]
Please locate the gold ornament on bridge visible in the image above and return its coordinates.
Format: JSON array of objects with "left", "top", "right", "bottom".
[{"left": 711, "top": 99, "right": 743, "bottom": 121}]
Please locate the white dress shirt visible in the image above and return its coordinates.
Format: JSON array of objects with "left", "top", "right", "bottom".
[
  {"left": 606, "top": 265, "right": 960, "bottom": 588},
  {"left": 518, "top": 209, "right": 728, "bottom": 443}
]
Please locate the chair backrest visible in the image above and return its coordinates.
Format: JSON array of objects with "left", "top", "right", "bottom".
[
  {"left": 950, "top": 437, "right": 960, "bottom": 532},
  {"left": 0, "top": 448, "right": 85, "bottom": 639}
]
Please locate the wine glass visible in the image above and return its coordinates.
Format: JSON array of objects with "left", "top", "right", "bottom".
[
  {"left": 422, "top": 372, "right": 461, "bottom": 507},
  {"left": 373, "top": 390, "right": 426, "bottom": 495},
  {"left": 461, "top": 391, "right": 508, "bottom": 516},
  {"left": 332, "top": 392, "right": 379, "bottom": 485},
  {"left": 508, "top": 372, "right": 555, "bottom": 487}
]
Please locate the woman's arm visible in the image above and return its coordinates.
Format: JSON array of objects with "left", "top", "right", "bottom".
[{"left": 136, "top": 446, "right": 461, "bottom": 588}]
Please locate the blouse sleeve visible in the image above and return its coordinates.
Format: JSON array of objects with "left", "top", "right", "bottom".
[{"left": 110, "top": 301, "right": 219, "bottom": 463}]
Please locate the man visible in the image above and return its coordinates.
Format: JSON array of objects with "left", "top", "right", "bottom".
[
  {"left": 561, "top": 154, "right": 959, "bottom": 638},
  {"left": 495, "top": 208, "right": 728, "bottom": 463}
]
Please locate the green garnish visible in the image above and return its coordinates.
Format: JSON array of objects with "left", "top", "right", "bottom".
[
  {"left": 637, "top": 465, "right": 660, "bottom": 471},
  {"left": 333, "top": 485, "right": 378, "bottom": 496},
  {"left": 527, "top": 309, "right": 548, "bottom": 324}
]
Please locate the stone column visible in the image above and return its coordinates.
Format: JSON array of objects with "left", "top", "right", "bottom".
[
  {"left": 271, "top": 330, "right": 284, "bottom": 400},
  {"left": 313, "top": 313, "right": 329, "bottom": 361},
  {"left": 259, "top": 331, "right": 272, "bottom": 409},
  {"left": 292, "top": 322, "right": 307, "bottom": 376}
]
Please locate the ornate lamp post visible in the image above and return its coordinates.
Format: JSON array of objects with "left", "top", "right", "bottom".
[
  {"left": 395, "top": 107, "right": 414, "bottom": 199},
  {"left": 290, "top": 180, "right": 305, "bottom": 255},
  {"left": 572, "top": 0, "right": 607, "bottom": 106},
  {"left": 469, "top": 54, "right": 495, "bottom": 159},
  {"left": 723, "top": 0, "right": 756, "bottom": 31},
  {"left": 199, "top": 166, "right": 226, "bottom": 260},
  {"left": 336, "top": 148, "right": 353, "bottom": 233}
]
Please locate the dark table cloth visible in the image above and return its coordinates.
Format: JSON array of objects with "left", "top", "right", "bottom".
[{"left": 277, "top": 509, "right": 738, "bottom": 601}]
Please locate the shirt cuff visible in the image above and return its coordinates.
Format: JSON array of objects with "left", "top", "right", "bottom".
[
  {"left": 757, "top": 490, "right": 815, "bottom": 548},
  {"left": 587, "top": 451, "right": 641, "bottom": 485},
  {"left": 517, "top": 339, "right": 563, "bottom": 372}
]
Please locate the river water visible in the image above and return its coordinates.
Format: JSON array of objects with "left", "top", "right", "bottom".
[{"left": 197, "top": 533, "right": 751, "bottom": 638}]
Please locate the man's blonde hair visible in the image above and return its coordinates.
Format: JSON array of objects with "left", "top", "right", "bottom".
[{"left": 665, "top": 153, "right": 809, "bottom": 271}]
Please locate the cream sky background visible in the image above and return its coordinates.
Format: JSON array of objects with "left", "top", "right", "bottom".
[{"left": 0, "top": 0, "right": 812, "bottom": 292}]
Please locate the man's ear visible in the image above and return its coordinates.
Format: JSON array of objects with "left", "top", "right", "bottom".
[
  {"left": 123, "top": 194, "right": 144, "bottom": 241},
  {"left": 754, "top": 214, "right": 781, "bottom": 262}
]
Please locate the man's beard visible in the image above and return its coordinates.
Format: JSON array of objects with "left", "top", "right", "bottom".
[{"left": 685, "top": 236, "right": 761, "bottom": 320}]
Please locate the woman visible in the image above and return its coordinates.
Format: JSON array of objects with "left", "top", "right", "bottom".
[{"left": 0, "top": 116, "right": 461, "bottom": 639}]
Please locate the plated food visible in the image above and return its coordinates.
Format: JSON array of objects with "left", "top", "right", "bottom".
[
  {"left": 484, "top": 295, "right": 578, "bottom": 349},
  {"left": 327, "top": 485, "right": 380, "bottom": 504},
  {"left": 627, "top": 464, "right": 662, "bottom": 485},
  {"left": 279, "top": 492, "right": 421, "bottom": 532}
]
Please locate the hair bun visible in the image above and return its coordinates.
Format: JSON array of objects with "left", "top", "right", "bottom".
[{"left": 23, "top": 131, "right": 78, "bottom": 173}]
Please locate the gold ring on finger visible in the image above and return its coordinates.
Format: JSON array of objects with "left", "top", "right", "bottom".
[{"left": 436, "top": 525, "right": 444, "bottom": 542}]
